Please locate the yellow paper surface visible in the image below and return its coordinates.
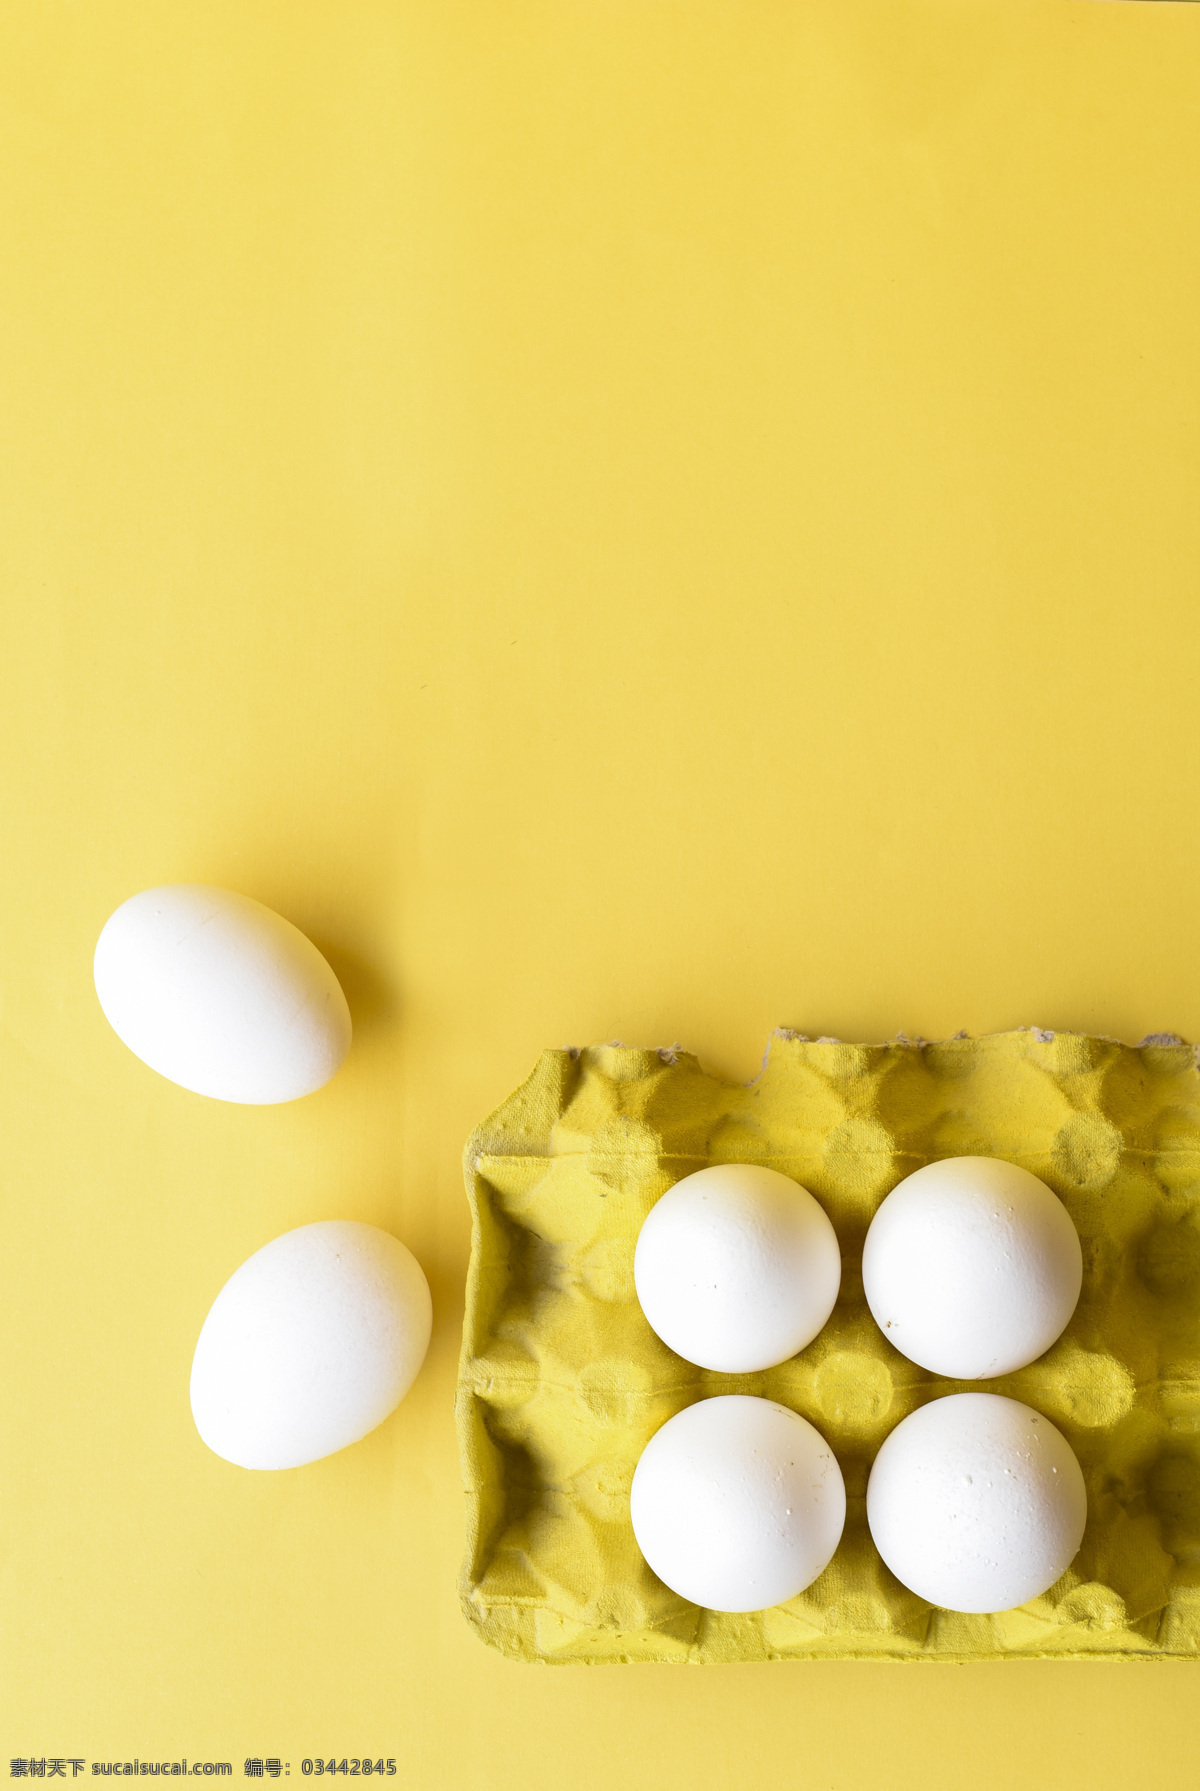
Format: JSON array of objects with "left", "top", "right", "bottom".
[
  {"left": 3, "top": 0, "right": 1200, "bottom": 1785},
  {"left": 459, "top": 1033, "right": 1200, "bottom": 1663}
]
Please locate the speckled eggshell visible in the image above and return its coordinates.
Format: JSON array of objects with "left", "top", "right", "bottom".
[
  {"left": 862, "top": 1156, "right": 1082, "bottom": 1378},
  {"left": 630, "top": 1394, "right": 846, "bottom": 1612},
  {"left": 634, "top": 1164, "right": 841, "bottom": 1372},
  {"left": 94, "top": 884, "right": 352, "bottom": 1103},
  {"left": 190, "top": 1220, "right": 432, "bottom": 1470},
  {"left": 866, "top": 1392, "right": 1088, "bottom": 1614}
]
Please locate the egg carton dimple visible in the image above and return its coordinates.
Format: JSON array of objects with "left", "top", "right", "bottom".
[{"left": 456, "top": 1030, "right": 1200, "bottom": 1664}]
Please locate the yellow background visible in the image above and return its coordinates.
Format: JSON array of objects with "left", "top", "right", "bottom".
[{"left": 2, "top": 0, "right": 1199, "bottom": 1783}]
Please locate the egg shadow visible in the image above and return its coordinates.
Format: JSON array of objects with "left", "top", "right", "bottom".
[{"left": 309, "top": 938, "right": 399, "bottom": 1043}]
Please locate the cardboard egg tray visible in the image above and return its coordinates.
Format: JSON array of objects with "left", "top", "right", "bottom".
[{"left": 455, "top": 1031, "right": 1200, "bottom": 1663}]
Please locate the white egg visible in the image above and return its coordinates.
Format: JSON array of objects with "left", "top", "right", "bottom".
[
  {"left": 94, "top": 884, "right": 352, "bottom": 1103},
  {"left": 866, "top": 1392, "right": 1087, "bottom": 1613},
  {"left": 190, "top": 1220, "right": 432, "bottom": 1470},
  {"left": 862, "top": 1156, "right": 1082, "bottom": 1378},
  {"left": 634, "top": 1164, "right": 841, "bottom": 1372},
  {"left": 630, "top": 1395, "right": 845, "bottom": 1612}
]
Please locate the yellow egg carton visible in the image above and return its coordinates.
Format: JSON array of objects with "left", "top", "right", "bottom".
[{"left": 455, "top": 1030, "right": 1200, "bottom": 1663}]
